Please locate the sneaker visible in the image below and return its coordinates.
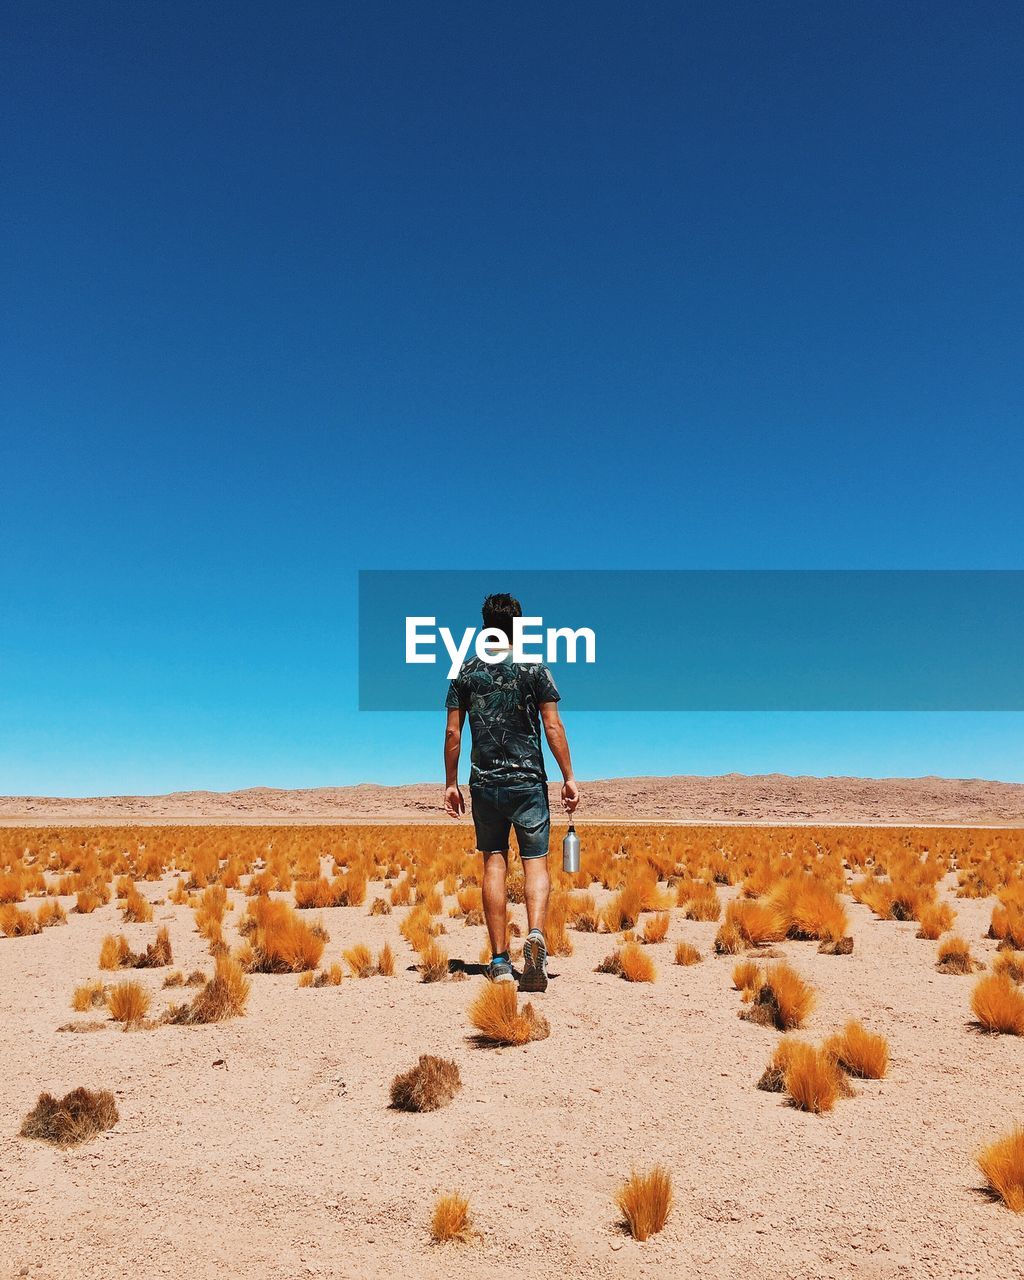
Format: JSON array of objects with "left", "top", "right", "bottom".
[
  {"left": 520, "top": 933, "right": 548, "bottom": 993},
  {"left": 486, "top": 956, "right": 515, "bottom": 984}
]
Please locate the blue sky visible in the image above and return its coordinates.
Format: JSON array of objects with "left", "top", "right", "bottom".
[{"left": 2, "top": 1, "right": 1023, "bottom": 794}]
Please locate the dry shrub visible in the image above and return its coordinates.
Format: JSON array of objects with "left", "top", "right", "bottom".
[
  {"left": 977, "top": 1126, "right": 1024, "bottom": 1212},
  {"left": 743, "top": 962, "right": 815, "bottom": 1030},
  {"left": 824, "top": 1019, "right": 889, "bottom": 1078},
  {"left": 993, "top": 951, "right": 1024, "bottom": 984},
  {"left": 598, "top": 942, "right": 655, "bottom": 982},
  {"left": 642, "top": 913, "right": 670, "bottom": 944},
  {"left": 20, "top": 1088, "right": 118, "bottom": 1146},
  {"left": 674, "top": 941, "right": 702, "bottom": 966},
  {"left": 786, "top": 882, "right": 849, "bottom": 942},
  {"left": 72, "top": 980, "right": 107, "bottom": 1011},
  {"left": 297, "top": 970, "right": 315, "bottom": 988},
  {"left": 916, "top": 901, "right": 956, "bottom": 940},
  {"left": 567, "top": 891, "right": 599, "bottom": 932},
  {"left": 972, "top": 974, "right": 1024, "bottom": 1035},
  {"left": 817, "top": 936, "right": 854, "bottom": 955},
  {"left": 713, "top": 922, "right": 744, "bottom": 955},
  {"left": 784, "top": 1042, "right": 846, "bottom": 1113},
  {"left": 123, "top": 885, "right": 153, "bottom": 923},
  {"left": 163, "top": 970, "right": 184, "bottom": 988},
  {"left": 99, "top": 934, "right": 133, "bottom": 970},
  {"left": 757, "top": 1036, "right": 802, "bottom": 1091},
  {"left": 137, "top": 926, "right": 173, "bottom": 968},
  {"left": 419, "top": 940, "right": 450, "bottom": 983},
  {"left": 391, "top": 875, "right": 413, "bottom": 906},
  {"left": 726, "top": 898, "right": 787, "bottom": 946},
  {"left": 468, "top": 982, "right": 549, "bottom": 1046},
  {"left": 732, "top": 959, "right": 762, "bottom": 994},
  {"left": 244, "top": 898, "right": 325, "bottom": 972},
  {"left": 74, "top": 890, "right": 102, "bottom": 914},
  {"left": 936, "top": 934, "right": 979, "bottom": 975},
  {"left": 683, "top": 884, "right": 721, "bottom": 921},
  {"left": 401, "top": 905, "right": 439, "bottom": 952},
  {"left": 36, "top": 900, "right": 68, "bottom": 928},
  {"left": 344, "top": 944, "right": 377, "bottom": 978},
  {"left": 616, "top": 1166, "right": 672, "bottom": 1241},
  {"left": 1, "top": 905, "right": 41, "bottom": 937},
  {"left": 294, "top": 878, "right": 334, "bottom": 909},
  {"left": 390, "top": 1054, "right": 462, "bottom": 1112},
  {"left": 185, "top": 968, "right": 206, "bottom": 986},
  {"left": 431, "top": 1192, "right": 473, "bottom": 1242},
  {"left": 106, "top": 980, "right": 150, "bottom": 1026},
  {"left": 378, "top": 942, "right": 396, "bottom": 976},
  {"left": 369, "top": 897, "right": 392, "bottom": 916},
  {"left": 171, "top": 955, "right": 250, "bottom": 1023}
]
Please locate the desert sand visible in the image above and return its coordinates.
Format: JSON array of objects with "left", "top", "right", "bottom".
[
  {"left": 2, "top": 772, "right": 1024, "bottom": 825},
  {"left": 2, "top": 819, "right": 1023, "bottom": 1280}
]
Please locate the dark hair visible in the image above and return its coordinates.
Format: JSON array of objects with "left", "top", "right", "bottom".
[{"left": 481, "top": 593, "right": 522, "bottom": 643}]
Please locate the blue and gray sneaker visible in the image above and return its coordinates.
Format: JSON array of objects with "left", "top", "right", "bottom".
[
  {"left": 486, "top": 954, "right": 515, "bottom": 984},
  {"left": 520, "top": 931, "right": 548, "bottom": 993}
]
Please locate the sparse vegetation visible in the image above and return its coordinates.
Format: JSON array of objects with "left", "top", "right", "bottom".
[
  {"left": 390, "top": 1055, "right": 462, "bottom": 1111},
  {"left": 20, "top": 1088, "right": 118, "bottom": 1145},
  {"left": 823, "top": 1020, "right": 889, "bottom": 1078},
  {"left": 977, "top": 1126, "right": 1024, "bottom": 1212},
  {"left": 468, "top": 982, "right": 549, "bottom": 1046},
  {"left": 972, "top": 974, "right": 1024, "bottom": 1035},
  {"left": 616, "top": 1166, "right": 673, "bottom": 1241},
  {"left": 430, "top": 1192, "right": 473, "bottom": 1242}
]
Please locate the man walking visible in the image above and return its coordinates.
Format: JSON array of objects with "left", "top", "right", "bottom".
[{"left": 443, "top": 593, "right": 579, "bottom": 991}]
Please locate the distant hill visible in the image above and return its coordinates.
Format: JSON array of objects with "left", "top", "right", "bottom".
[{"left": 2, "top": 773, "right": 1022, "bottom": 825}]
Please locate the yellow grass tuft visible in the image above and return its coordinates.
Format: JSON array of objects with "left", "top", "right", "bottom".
[
  {"left": 916, "top": 901, "right": 956, "bottom": 940},
  {"left": 617, "top": 941, "right": 655, "bottom": 982},
  {"left": 615, "top": 1166, "right": 673, "bottom": 1241},
  {"left": 993, "top": 951, "right": 1024, "bottom": 984},
  {"left": 743, "top": 962, "right": 815, "bottom": 1030},
  {"left": 784, "top": 1042, "right": 846, "bottom": 1113},
  {"left": 72, "top": 980, "right": 107, "bottom": 1012},
  {"left": 674, "top": 941, "right": 702, "bottom": 966},
  {"left": 173, "top": 955, "right": 250, "bottom": 1023},
  {"left": 419, "top": 940, "right": 450, "bottom": 983},
  {"left": 642, "top": 913, "right": 670, "bottom": 944},
  {"left": 244, "top": 898, "right": 325, "bottom": 973},
  {"left": 106, "top": 980, "right": 150, "bottom": 1026},
  {"left": 977, "top": 1126, "right": 1024, "bottom": 1212},
  {"left": 468, "top": 982, "right": 549, "bottom": 1046},
  {"left": 936, "top": 934, "right": 979, "bottom": 975},
  {"left": 378, "top": 942, "right": 396, "bottom": 977},
  {"left": 972, "top": 974, "right": 1024, "bottom": 1035},
  {"left": 824, "top": 1019, "right": 889, "bottom": 1078},
  {"left": 343, "top": 944, "right": 376, "bottom": 978},
  {"left": 732, "top": 959, "right": 762, "bottom": 994},
  {"left": 430, "top": 1192, "right": 473, "bottom": 1242}
]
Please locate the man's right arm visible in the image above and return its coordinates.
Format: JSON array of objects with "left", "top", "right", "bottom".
[{"left": 540, "top": 700, "right": 580, "bottom": 813}]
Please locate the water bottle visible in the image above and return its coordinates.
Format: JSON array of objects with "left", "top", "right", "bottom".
[{"left": 562, "top": 820, "right": 581, "bottom": 874}]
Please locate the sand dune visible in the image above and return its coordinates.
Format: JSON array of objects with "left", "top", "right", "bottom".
[{"left": 2, "top": 773, "right": 1022, "bottom": 825}]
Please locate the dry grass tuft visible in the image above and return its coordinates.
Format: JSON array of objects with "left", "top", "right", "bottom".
[
  {"left": 72, "top": 980, "right": 107, "bottom": 1012},
  {"left": 713, "top": 921, "right": 744, "bottom": 954},
  {"left": 756, "top": 1036, "right": 802, "bottom": 1092},
  {"left": 468, "top": 982, "right": 549, "bottom": 1046},
  {"left": 742, "top": 962, "right": 815, "bottom": 1030},
  {"left": 169, "top": 955, "right": 250, "bottom": 1024},
  {"left": 378, "top": 942, "right": 396, "bottom": 977},
  {"left": 123, "top": 885, "right": 153, "bottom": 922},
  {"left": 916, "top": 901, "right": 955, "bottom": 940},
  {"left": 972, "top": 974, "right": 1024, "bottom": 1035},
  {"left": 732, "top": 959, "right": 762, "bottom": 995},
  {"left": 244, "top": 898, "right": 325, "bottom": 973},
  {"left": 343, "top": 944, "right": 377, "bottom": 978},
  {"left": 674, "top": 941, "right": 702, "bottom": 966},
  {"left": 936, "top": 934, "right": 979, "bottom": 975},
  {"left": 817, "top": 936, "right": 854, "bottom": 955},
  {"left": 419, "top": 940, "right": 450, "bottom": 983},
  {"left": 20, "top": 1088, "right": 118, "bottom": 1146},
  {"left": 619, "top": 941, "right": 656, "bottom": 982},
  {"left": 106, "top": 980, "right": 150, "bottom": 1025},
  {"left": 784, "top": 1042, "right": 847, "bottom": 1113},
  {"left": 616, "top": 1166, "right": 673, "bottom": 1241},
  {"left": 369, "top": 897, "right": 392, "bottom": 915},
  {"left": 823, "top": 1019, "right": 889, "bottom": 1078},
  {"left": 977, "top": 1126, "right": 1024, "bottom": 1212},
  {"left": 99, "top": 934, "right": 132, "bottom": 970},
  {"left": 430, "top": 1191, "right": 473, "bottom": 1242},
  {"left": 642, "top": 913, "right": 670, "bottom": 944},
  {"left": 390, "top": 1054, "right": 462, "bottom": 1112},
  {"left": 993, "top": 951, "right": 1024, "bottom": 984}
]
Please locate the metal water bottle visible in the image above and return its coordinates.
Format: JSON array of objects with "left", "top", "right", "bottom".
[{"left": 562, "top": 820, "right": 581, "bottom": 874}]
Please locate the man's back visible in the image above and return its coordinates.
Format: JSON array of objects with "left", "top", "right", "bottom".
[{"left": 445, "top": 655, "right": 560, "bottom": 787}]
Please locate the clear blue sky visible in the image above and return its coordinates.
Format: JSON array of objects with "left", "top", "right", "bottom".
[{"left": 2, "top": 1, "right": 1022, "bottom": 794}]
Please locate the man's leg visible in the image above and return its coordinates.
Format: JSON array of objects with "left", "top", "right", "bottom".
[
  {"left": 481, "top": 850, "right": 509, "bottom": 957},
  {"left": 522, "top": 854, "right": 550, "bottom": 935}
]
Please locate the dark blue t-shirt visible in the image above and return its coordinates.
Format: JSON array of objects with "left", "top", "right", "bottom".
[{"left": 445, "top": 656, "right": 560, "bottom": 787}]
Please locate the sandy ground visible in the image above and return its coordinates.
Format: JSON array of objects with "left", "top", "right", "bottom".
[
  {"left": 2, "top": 840, "right": 1023, "bottom": 1280},
  {"left": 3, "top": 773, "right": 1024, "bottom": 826}
]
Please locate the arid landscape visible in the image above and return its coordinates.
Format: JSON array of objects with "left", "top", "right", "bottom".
[
  {"left": 2, "top": 797, "right": 1023, "bottom": 1279},
  {"left": 3, "top": 771, "right": 1024, "bottom": 825}
]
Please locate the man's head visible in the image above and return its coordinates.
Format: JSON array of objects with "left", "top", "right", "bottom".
[{"left": 481, "top": 593, "right": 522, "bottom": 644}]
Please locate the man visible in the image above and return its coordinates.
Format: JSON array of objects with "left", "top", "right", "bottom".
[{"left": 443, "top": 592, "right": 580, "bottom": 991}]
